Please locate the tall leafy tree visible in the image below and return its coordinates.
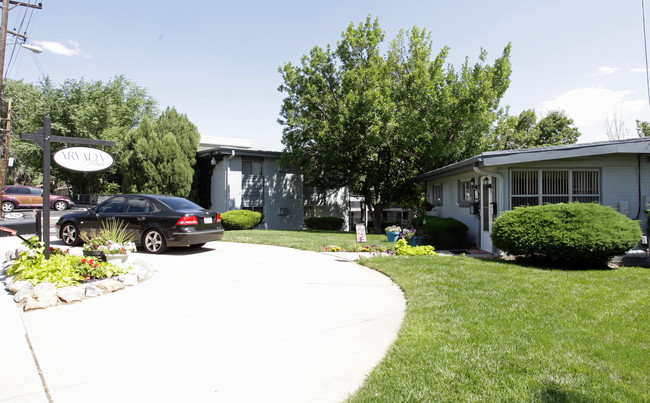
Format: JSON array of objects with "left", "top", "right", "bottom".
[
  {"left": 279, "top": 17, "right": 512, "bottom": 233},
  {"left": 121, "top": 107, "right": 199, "bottom": 197},
  {"left": 485, "top": 109, "right": 580, "bottom": 151},
  {"left": 4, "top": 75, "right": 158, "bottom": 193}
]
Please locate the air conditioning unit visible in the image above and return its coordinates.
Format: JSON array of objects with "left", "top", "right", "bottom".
[{"left": 279, "top": 207, "right": 289, "bottom": 215}]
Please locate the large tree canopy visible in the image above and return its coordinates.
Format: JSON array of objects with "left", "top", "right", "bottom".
[
  {"left": 484, "top": 109, "right": 581, "bottom": 151},
  {"left": 3, "top": 75, "right": 158, "bottom": 193},
  {"left": 278, "top": 17, "right": 512, "bottom": 232}
]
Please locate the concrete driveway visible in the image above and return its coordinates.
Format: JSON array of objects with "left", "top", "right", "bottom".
[{"left": 1, "top": 240, "right": 405, "bottom": 403}]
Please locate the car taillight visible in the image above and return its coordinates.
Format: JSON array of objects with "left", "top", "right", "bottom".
[
  {"left": 176, "top": 216, "right": 198, "bottom": 226},
  {"left": 217, "top": 214, "right": 221, "bottom": 223}
]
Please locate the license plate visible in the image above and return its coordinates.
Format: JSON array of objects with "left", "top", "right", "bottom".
[{"left": 204, "top": 217, "right": 213, "bottom": 224}]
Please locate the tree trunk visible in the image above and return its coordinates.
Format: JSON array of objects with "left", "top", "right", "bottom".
[{"left": 370, "top": 203, "right": 384, "bottom": 234}]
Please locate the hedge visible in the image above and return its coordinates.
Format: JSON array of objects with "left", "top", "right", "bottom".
[
  {"left": 413, "top": 216, "right": 468, "bottom": 250},
  {"left": 491, "top": 202, "right": 642, "bottom": 265},
  {"left": 304, "top": 216, "right": 345, "bottom": 231},
  {"left": 221, "top": 209, "right": 264, "bottom": 230}
]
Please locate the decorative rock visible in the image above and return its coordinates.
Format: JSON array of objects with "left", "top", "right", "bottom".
[
  {"left": 24, "top": 296, "right": 55, "bottom": 311},
  {"left": 57, "top": 286, "right": 85, "bottom": 303},
  {"left": 83, "top": 283, "right": 104, "bottom": 298},
  {"left": 117, "top": 273, "right": 138, "bottom": 286},
  {"left": 95, "top": 279, "right": 125, "bottom": 293},
  {"left": 32, "top": 282, "right": 59, "bottom": 307},
  {"left": 131, "top": 264, "right": 154, "bottom": 282},
  {"left": 8, "top": 279, "right": 31, "bottom": 294},
  {"left": 13, "top": 282, "right": 34, "bottom": 303}
]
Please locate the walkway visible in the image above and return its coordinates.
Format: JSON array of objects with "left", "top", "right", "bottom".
[{"left": 1, "top": 239, "right": 405, "bottom": 402}]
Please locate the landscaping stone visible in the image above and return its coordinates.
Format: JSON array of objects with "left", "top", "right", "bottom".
[
  {"left": 57, "top": 286, "right": 86, "bottom": 303},
  {"left": 83, "top": 283, "right": 104, "bottom": 298},
  {"left": 32, "top": 282, "right": 59, "bottom": 307},
  {"left": 1, "top": 246, "right": 157, "bottom": 311},
  {"left": 13, "top": 282, "right": 34, "bottom": 303},
  {"left": 117, "top": 272, "right": 138, "bottom": 286},
  {"left": 95, "top": 279, "right": 125, "bottom": 293},
  {"left": 8, "top": 279, "right": 31, "bottom": 294}
]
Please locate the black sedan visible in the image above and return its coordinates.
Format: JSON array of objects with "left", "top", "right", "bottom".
[{"left": 56, "top": 194, "right": 224, "bottom": 253}]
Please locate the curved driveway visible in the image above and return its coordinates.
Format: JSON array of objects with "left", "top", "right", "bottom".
[{"left": 17, "top": 241, "right": 405, "bottom": 402}]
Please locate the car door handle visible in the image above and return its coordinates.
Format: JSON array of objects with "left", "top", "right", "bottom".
[{"left": 137, "top": 217, "right": 146, "bottom": 221}]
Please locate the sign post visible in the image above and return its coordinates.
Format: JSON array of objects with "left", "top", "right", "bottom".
[
  {"left": 356, "top": 222, "right": 367, "bottom": 243},
  {"left": 20, "top": 116, "right": 115, "bottom": 258}
]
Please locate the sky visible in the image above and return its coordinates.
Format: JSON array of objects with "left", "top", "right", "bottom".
[{"left": 4, "top": 0, "right": 650, "bottom": 151}]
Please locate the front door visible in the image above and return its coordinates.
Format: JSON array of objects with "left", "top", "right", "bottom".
[{"left": 479, "top": 176, "right": 495, "bottom": 252}]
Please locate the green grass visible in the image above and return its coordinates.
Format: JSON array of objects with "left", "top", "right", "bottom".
[
  {"left": 221, "top": 230, "right": 650, "bottom": 401},
  {"left": 223, "top": 229, "right": 396, "bottom": 252}
]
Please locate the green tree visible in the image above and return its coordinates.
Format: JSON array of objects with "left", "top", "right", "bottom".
[
  {"left": 278, "top": 17, "right": 512, "bottom": 233},
  {"left": 485, "top": 109, "right": 580, "bottom": 151},
  {"left": 121, "top": 108, "right": 199, "bottom": 197},
  {"left": 4, "top": 76, "right": 157, "bottom": 193},
  {"left": 636, "top": 119, "right": 650, "bottom": 137}
]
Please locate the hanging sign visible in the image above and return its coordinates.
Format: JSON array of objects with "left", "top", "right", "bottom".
[{"left": 53, "top": 147, "right": 113, "bottom": 172}]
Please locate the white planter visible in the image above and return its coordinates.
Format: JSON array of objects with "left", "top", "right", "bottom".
[{"left": 104, "top": 253, "right": 129, "bottom": 267}]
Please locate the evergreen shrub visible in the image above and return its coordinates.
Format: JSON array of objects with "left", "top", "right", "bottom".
[
  {"left": 221, "top": 209, "right": 264, "bottom": 230},
  {"left": 304, "top": 216, "right": 345, "bottom": 231},
  {"left": 491, "top": 202, "right": 642, "bottom": 264},
  {"left": 413, "top": 216, "right": 468, "bottom": 249}
]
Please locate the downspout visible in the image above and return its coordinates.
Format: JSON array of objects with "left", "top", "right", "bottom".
[{"left": 225, "top": 150, "right": 235, "bottom": 211}]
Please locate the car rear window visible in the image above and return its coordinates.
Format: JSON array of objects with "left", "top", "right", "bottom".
[{"left": 156, "top": 196, "right": 203, "bottom": 211}]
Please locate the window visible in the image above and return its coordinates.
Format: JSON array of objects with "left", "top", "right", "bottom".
[
  {"left": 511, "top": 169, "right": 599, "bottom": 208},
  {"left": 458, "top": 180, "right": 472, "bottom": 207},
  {"left": 242, "top": 158, "right": 264, "bottom": 208},
  {"left": 430, "top": 183, "right": 443, "bottom": 206}
]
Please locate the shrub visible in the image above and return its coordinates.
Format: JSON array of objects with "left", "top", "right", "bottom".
[
  {"left": 304, "top": 216, "right": 345, "bottom": 231},
  {"left": 491, "top": 202, "right": 642, "bottom": 265},
  {"left": 221, "top": 209, "right": 264, "bottom": 230},
  {"left": 413, "top": 216, "right": 468, "bottom": 249},
  {"left": 393, "top": 239, "right": 438, "bottom": 256}
]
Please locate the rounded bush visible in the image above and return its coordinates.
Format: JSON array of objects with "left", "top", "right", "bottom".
[
  {"left": 491, "top": 203, "right": 642, "bottom": 264},
  {"left": 304, "top": 216, "right": 345, "bottom": 231},
  {"left": 413, "top": 216, "right": 468, "bottom": 249},
  {"left": 221, "top": 210, "right": 264, "bottom": 230}
]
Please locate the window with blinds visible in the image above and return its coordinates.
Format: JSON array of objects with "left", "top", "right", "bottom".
[{"left": 511, "top": 169, "right": 599, "bottom": 207}]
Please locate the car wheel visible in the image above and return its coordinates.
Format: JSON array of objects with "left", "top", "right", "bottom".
[
  {"left": 54, "top": 200, "right": 68, "bottom": 211},
  {"left": 190, "top": 243, "right": 206, "bottom": 248},
  {"left": 143, "top": 229, "right": 167, "bottom": 254},
  {"left": 60, "top": 222, "right": 81, "bottom": 246},
  {"left": 2, "top": 201, "right": 14, "bottom": 213}
]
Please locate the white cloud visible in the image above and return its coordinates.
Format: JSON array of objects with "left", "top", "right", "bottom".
[
  {"left": 32, "top": 40, "right": 90, "bottom": 57},
  {"left": 541, "top": 87, "right": 650, "bottom": 143},
  {"left": 596, "top": 66, "right": 620, "bottom": 75},
  {"left": 630, "top": 67, "right": 648, "bottom": 73}
]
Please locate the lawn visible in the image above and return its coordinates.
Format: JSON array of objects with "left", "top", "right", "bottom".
[
  {"left": 223, "top": 229, "right": 396, "bottom": 252},
  {"left": 222, "top": 230, "right": 650, "bottom": 401}
]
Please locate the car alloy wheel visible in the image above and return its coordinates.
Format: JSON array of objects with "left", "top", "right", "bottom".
[
  {"left": 54, "top": 200, "right": 68, "bottom": 211},
  {"left": 61, "top": 223, "right": 80, "bottom": 246},
  {"left": 2, "top": 201, "right": 14, "bottom": 213},
  {"left": 143, "top": 229, "right": 167, "bottom": 253}
]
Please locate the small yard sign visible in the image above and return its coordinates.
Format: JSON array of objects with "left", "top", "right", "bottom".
[{"left": 356, "top": 223, "right": 367, "bottom": 243}]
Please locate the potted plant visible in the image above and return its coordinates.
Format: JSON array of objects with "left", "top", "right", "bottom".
[
  {"left": 385, "top": 225, "right": 401, "bottom": 242},
  {"left": 400, "top": 227, "right": 422, "bottom": 246},
  {"left": 81, "top": 219, "right": 136, "bottom": 265}
]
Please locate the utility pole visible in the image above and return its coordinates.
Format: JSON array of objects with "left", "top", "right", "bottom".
[{"left": 0, "top": 0, "right": 42, "bottom": 217}]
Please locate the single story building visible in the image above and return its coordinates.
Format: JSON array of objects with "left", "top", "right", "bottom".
[{"left": 415, "top": 138, "right": 650, "bottom": 252}]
